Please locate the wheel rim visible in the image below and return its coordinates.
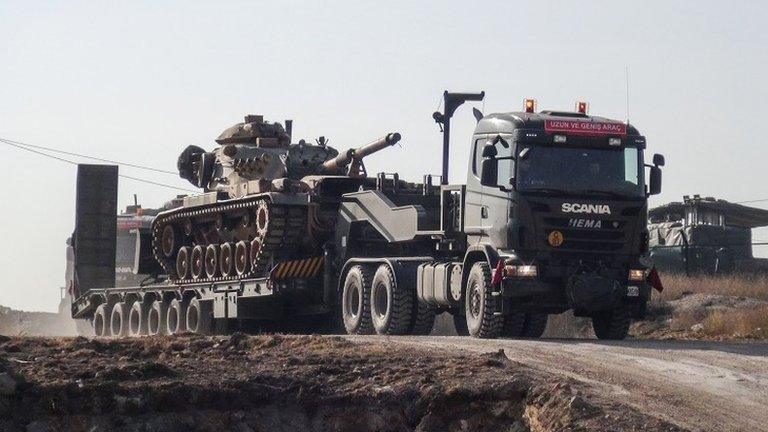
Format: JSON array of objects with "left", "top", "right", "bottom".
[
  {"left": 220, "top": 243, "right": 234, "bottom": 277},
  {"left": 176, "top": 247, "right": 191, "bottom": 279},
  {"left": 205, "top": 245, "right": 219, "bottom": 278},
  {"left": 148, "top": 306, "right": 160, "bottom": 335},
  {"left": 187, "top": 303, "right": 199, "bottom": 333},
  {"left": 110, "top": 306, "right": 122, "bottom": 336},
  {"left": 346, "top": 284, "right": 360, "bottom": 319},
  {"left": 373, "top": 282, "right": 389, "bottom": 319},
  {"left": 468, "top": 283, "right": 481, "bottom": 319},
  {"left": 94, "top": 310, "right": 105, "bottom": 336},
  {"left": 249, "top": 238, "right": 261, "bottom": 268},
  {"left": 167, "top": 307, "right": 179, "bottom": 334},
  {"left": 235, "top": 241, "right": 250, "bottom": 275},
  {"left": 129, "top": 306, "right": 141, "bottom": 335},
  {"left": 191, "top": 246, "right": 205, "bottom": 279},
  {"left": 256, "top": 205, "right": 269, "bottom": 235}
]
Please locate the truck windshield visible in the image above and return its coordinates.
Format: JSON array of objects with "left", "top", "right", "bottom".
[{"left": 516, "top": 146, "right": 643, "bottom": 198}]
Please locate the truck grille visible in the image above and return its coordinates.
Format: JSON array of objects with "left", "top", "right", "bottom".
[{"left": 542, "top": 217, "right": 626, "bottom": 252}]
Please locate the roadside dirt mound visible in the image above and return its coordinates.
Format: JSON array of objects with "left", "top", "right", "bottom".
[
  {"left": 0, "top": 334, "right": 684, "bottom": 432},
  {"left": 0, "top": 305, "right": 78, "bottom": 337}
]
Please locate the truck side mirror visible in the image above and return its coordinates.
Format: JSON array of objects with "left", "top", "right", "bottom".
[
  {"left": 649, "top": 166, "right": 662, "bottom": 195},
  {"left": 653, "top": 153, "right": 665, "bottom": 167}
]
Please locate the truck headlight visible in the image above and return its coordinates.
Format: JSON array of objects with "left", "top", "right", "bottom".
[
  {"left": 504, "top": 265, "right": 538, "bottom": 278},
  {"left": 628, "top": 269, "right": 646, "bottom": 282}
]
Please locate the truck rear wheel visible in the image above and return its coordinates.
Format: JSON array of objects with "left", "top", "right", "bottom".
[
  {"left": 147, "top": 299, "right": 168, "bottom": 336},
  {"left": 110, "top": 302, "right": 130, "bottom": 337},
  {"left": 453, "top": 310, "right": 469, "bottom": 335},
  {"left": 522, "top": 313, "right": 548, "bottom": 338},
  {"left": 93, "top": 304, "right": 109, "bottom": 337},
  {"left": 128, "top": 300, "right": 149, "bottom": 337},
  {"left": 592, "top": 307, "right": 630, "bottom": 340},
  {"left": 370, "top": 264, "right": 413, "bottom": 335},
  {"left": 465, "top": 262, "right": 502, "bottom": 339},
  {"left": 167, "top": 298, "right": 189, "bottom": 335},
  {"left": 341, "top": 265, "right": 374, "bottom": 335},
  {"left": 186, "top": 298, "right": 213, "bottom": 334}
]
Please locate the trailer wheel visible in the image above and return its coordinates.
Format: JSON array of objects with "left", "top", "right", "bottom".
[
  {"left": 110, "top": 302, "right": 130, "bottom": 337},
  {"left": 186, "top": 298, "right": 213, "bottom": 334},
  {"left": 167, "top": 298, "right": 189, "bottom": 335},
  {"left": 93, "top": 304, "right": 109, "bottom": 337},
  {"left": 464, "top": 262, "right": 502, "bottom": 339},
  {"left": 501, "top": 311, "right": 527, "bottom": 338},
  {"left": 128, "top": 300, "right": 149, "bottom": 337},
  {"left": 521, "top": 313, "right": 548, "bottom": 338},
  {"left": 147, "top": 299, "right": 168, "bottom": 336},
  {"left": 410, "top": 302, "right": 436, "bottom": 335},
  {"left": 370, "top": 264, "right": 413, "bottom": 335},
  {"left": 592, "top": 307, "right": 630, "bottom": 340},
  {"left": 341, "top": 265, "right": 374, "bottom": 335}
]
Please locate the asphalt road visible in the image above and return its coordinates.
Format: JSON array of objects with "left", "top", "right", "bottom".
[{"left": 347, "top": 335, "right": 768, "bottom": 432}]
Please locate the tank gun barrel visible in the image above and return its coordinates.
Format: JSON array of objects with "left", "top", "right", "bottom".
[{"left": 320, "top": 132, "right": 401, "bottom": 176}]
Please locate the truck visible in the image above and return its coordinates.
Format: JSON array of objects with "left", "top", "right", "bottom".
[{"left": 70, "top": 91, "right": 664, "bottom": 340}]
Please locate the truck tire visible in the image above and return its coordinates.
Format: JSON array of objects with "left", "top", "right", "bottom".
[
  {"left": 501, "top": 311, "right": 527, "bottom": 337},
  {"left": 370, "top": 264, "right": 413, "bottom": 335},
  {"left": 341, "top": 265, "right": 374, "bottom": 335},
  {"left": 464, "top": 262, "right": 502, "bottom": 339},
  {"left": 93, "top": 304, "right": 109, "bottom": 337},
  {"left": 147, "top": 299, "right": 168, "bottom": 336},
  {"left": 128, "top": 300, "right": 149, "bottom": 337},
  {"left": 521, "top": 313, "right": 548, "bottom": 338},
  {"left": 186, "top": 298, "right": 213, "bottom": 334},
  {"left": 167, "top": 298, "right": 189, "bottom": 335},
  {"left": 110, "top": 302, "right": 130, "bottom": 337},
  {"left": 410, "top": 302, "right": 436, "bottom": 335},
  {"left": 592, "top": 307, "right": 630, "bottom": 340}
]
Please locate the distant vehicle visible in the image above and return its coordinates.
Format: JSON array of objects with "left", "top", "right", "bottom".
[
  {"left": 70, "top": 92, "right": 664, "bottom": 340},
  {"left": 649, "top": 195, "right": 768, "bottom": 275}
]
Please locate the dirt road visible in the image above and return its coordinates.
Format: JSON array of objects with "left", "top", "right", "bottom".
[{"left": 348, "top": 336, "right": 768, "bottom": 432}]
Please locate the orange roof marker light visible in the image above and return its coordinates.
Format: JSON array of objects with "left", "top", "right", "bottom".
[
  {"left": 576, "top": 101, "right": 589, "bottom": 114},
  {"left": 524, "top": 98, "right": 537, "bottom": 113}
]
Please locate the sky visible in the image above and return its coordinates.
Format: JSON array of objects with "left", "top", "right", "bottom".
[{"left": 1, "top": 1, "right": 767, "bottom": 311}]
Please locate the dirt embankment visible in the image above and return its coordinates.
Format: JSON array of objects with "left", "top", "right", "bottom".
[
  {"left": 0, "top": 305, "right": 78, "bottom": 337},
  {"left": 0, "top": 334, "right": 683, "bottom": 432}
]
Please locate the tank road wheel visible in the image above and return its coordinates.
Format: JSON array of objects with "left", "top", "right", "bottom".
[
  {"left": 501, "top": 312, "right": 527, "bottom": 338},
  {"left": 191, "top": 245, "right": 205, "bottom": 279},
  {"left": 592, "top": 306, "right": 630, "bottom": 340},
  {"left": 235, "top": 240, "right": 250, "bottom": 276},
  {"left": 521, "top": 313, "right": 549, "bottom": 338},
  {"left": 220, "top": 242, "right": 235, "bottom": 277},
  {"left": 205, "top": 244, "right": 220, "bottom": 279},
  {"left": 128, "top": 300, "right": 149, "bottom": 337},
  {"left": 255, "top": 201, "right": 270, "bottom": 236},
  {"left": 176, "top": 246, "right": 192, "bottom": 280},
  {"left": 93, "top": 304, "right": 109, "bottom": 337},
  {"left": 110, "top": 302, "right": 130, "bottom": 337},
  {"left": 464, "top": 262, "right": 503, "bottom": 339},
  {"left": 186, "top": 298, "right": 213, "bottom": 335},
  {"left": 147, "top": 299, "right": 168, "bottom": 336},
  {"left": 410, "top": 302, "right": 437, "bottom": 335},
  {"left": 166, "top": 298, "right": 189, "bottom": 335},
  {"left": 370, "top": 264, "right": 413, "bottom": 335},
  {"left": 160, "top": 225, "right": 178, "bottom": 258},
  {"left": 341, "top": 265, "right": 374, "bottom": 335}
]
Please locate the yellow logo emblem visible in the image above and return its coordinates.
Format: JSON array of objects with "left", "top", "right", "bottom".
[{"left": 548, "top": 230, "right": 564, "bottom": 247}]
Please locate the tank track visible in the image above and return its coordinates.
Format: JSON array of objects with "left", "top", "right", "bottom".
[{"left": 152, "top": 196, "right": 306, "bottom": 284}]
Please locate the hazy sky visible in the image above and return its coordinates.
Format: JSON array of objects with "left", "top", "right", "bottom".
[{"left": 2, "top": 1, "right": 767, "bottom": 311}]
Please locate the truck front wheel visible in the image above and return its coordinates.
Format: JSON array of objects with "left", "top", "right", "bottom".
[
  {"left": 591, "top": 307, "right": 630, "bottom": 340},
  {"left": 341, "top": 265, "right": 374, "bottom": 334},
  {"left": 464, "top": 262, "right": 503, "bottom": 339}
]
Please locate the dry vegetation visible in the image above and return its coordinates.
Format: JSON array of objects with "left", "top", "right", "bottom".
[{"left": 636, "top": 273, "right": 768, "bottom": 340}]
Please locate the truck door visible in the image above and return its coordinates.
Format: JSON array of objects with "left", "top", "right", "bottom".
[{"left": 465, "top": 134, "right": 513, "bottom": 247}]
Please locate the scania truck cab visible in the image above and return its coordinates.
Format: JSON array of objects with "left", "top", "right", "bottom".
[{"left": 462, "top": 99, "right": 664, "bottom": 339}]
